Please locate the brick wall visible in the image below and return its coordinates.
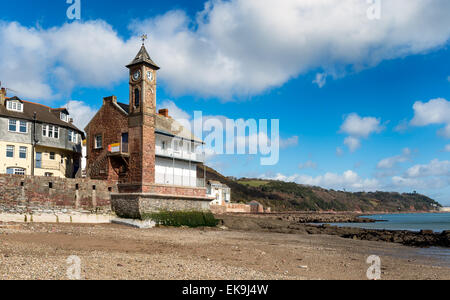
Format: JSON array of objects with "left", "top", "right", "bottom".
[
  {"left": 85, "top": 96, "right": 129, "bottom": 181},
  {"left": 0, "top": 174, "right": 115, "bottom": 214}
]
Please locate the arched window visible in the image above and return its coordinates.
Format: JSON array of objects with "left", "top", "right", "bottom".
[{"left": 134, "top": 88, "right": 140, "bottom": 108}]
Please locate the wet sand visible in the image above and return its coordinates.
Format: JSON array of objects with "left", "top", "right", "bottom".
[{"left": 0, "top": 222, "right": 449, "bottom": 280}]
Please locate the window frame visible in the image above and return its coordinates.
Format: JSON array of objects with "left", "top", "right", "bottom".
[
  {"left": 6, "top": 145, "right": 14, "bottom": 158},
  {"left": 6, "top": 167, "right": 26, "bottom": 175},
  {"left": 42, "top": 124, "right": 59, "bottom": 139},
  {"left": 6, "top": 101, "right": 23, "bottom": 112},
  {"left": 60, "top": 112, "right": 68, "bottom": 122},
  {"left": 19, "top": 146, "right": 27, "bottom": 159},
  {"left": 68, "top": 130, "right": 78, "bottom": 143},
  {"left": 94, "top": 134, "right": 103, "bottom": 149}
]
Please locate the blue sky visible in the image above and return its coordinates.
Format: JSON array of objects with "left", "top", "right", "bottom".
[{"left": 1, "top": 0, "right": 450, "bottom": 205}]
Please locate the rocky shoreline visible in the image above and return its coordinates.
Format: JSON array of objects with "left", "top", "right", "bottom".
[
  {"left": 218, "top": 213, "right": 450, "bottom": 248},
  {"left": 303, "top": 224, "right": 450, "bottom": 248}
]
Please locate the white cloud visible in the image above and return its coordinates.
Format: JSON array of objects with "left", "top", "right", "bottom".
[
  {"left": 344, "top": 136, "right": 361, "bottom": 152},
  {"left": 391, "top": 176, "right": 448, "bottom": 189},
  {"left": 341, "top": 113, "right": 383, "bottom": 138},
  {"left": 0, "top": 21, "right": 136, "bottom": 100},
  {"left": 64, "top": 100, "right": 98, "bottom": 131},
  {"left": 438, "top": 124, "right": 450, "bottom": 139},
  {"left": 312, "top": 73, "right": 327, "bottom": 88},
  {"left": 298, "top": 160, "right": 317, "bottom": 170},
  {"left": 340, "top": 113, "right": 383, "bottom": 152},
  {"left": 131, "top": 0, "right": 450, "bottom": 98},
  {"left": 394, "top": 119, "right": 409, "bottom": 133},
  {"left": 336, "top": 147, "right": 344, "bottom": 157},
  {"left": 377, "top": 148, "right": 411, "bottom": 169},
  {"left": 410, "top": 98, "right": 450, "bottom": 138},
  {"left": 447, "top": 76, "right": 450, "bottom": 82},
  {"left": 445, "top": 145, "right": 450, "bottom": 152},
  {"left": 2, "top": 0, "right": 450, "bottom": 100},
  {"left": 280, "top": 136, "right": 299, "bottom": 149},
  {"left": 405, "top": 159, "right": 450, "bottom": 178},
  {"left": 411, "top": 98, "right": 450, "bottom": 126},
  {"left": 264, "top": 170, "right": 379, "bottom": 192},
  {"left": 158, "top": 100, "right": 192, "bottom": 121}
]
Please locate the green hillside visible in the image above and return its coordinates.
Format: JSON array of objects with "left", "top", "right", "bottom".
[{"left": 199, "top": 165, "right": 441, "bottom": 212}]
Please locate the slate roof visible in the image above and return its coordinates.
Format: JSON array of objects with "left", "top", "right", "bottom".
[
  {"left": 126, "top": 45, "right": 160, "bottom": 70},
  {"left": 0, "top": 97, "right": 84, "bottom": 134}
]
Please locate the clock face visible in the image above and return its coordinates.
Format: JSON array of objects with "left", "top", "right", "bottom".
[
  {"left": 147, "top": 71, "right": 153, "bottom": 82},
  {"left": 132, "top": 70, "right": 141, "bottom": 81}
]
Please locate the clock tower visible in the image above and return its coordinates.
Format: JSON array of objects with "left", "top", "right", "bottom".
[{"left": 124, "top": 39, "right": 160, "bottom": 193}]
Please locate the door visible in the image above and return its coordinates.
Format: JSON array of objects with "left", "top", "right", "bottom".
[{"left": 36, "top": 152, "right": 42, "bottom": 169}]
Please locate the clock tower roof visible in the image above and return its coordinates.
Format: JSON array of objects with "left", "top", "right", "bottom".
[{"left": 126, "top": 44, "right": 160, "bottom": 70}]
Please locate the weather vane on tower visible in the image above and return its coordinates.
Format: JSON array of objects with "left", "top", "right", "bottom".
[{"left": 141, "top": 34, "right": 148, "bottom": 45}]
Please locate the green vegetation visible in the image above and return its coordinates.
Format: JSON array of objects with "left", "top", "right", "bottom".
[
  {"left": 142, "top": 211, "right": 219, "bottom": 228},
  {"left": 198, "top": 165, "right": 442, "bottom": 213},
  {"left": 238, "top": 180, "right": 270, "bottom": 188}
]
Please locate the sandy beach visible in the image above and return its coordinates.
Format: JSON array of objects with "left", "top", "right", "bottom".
[{"left": 0, "top": 221, "right": 449, "bottom": 280}]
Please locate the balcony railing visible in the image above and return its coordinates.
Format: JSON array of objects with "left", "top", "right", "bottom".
[
  {"left": 155, "top": 172, "right": 206, "bottom": 188},
  {"left": 155, "top": 148, "right": 205, "bottom": 162}
]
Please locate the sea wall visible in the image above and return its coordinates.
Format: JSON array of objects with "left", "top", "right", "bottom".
[
  {"left": 111, "top": 193, "right": 212, "bottom": 219},
  {"left": 0, "top": 174, "right": 115, "bottom": 214}
]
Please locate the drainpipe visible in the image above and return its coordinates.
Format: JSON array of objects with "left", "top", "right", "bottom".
[{"left": 31, "top": 112, "right": 38, "bottom": 176}]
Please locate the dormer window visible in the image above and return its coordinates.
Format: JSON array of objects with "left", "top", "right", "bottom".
[
  {"left": 6, "top": 100, "right": 23, "bottom": 112},
  {"left": 60, "top": 112, "right": 69, "bottom": 122}
]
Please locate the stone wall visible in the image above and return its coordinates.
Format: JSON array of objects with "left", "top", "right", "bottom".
[
  {"left": 111, "top": 193, "right": 211, "bottom": 219},
  {"left": 118, "top": 183, "right": 207, "bottom": 197},
  {"left": 0, "top": 174, "right": 115, "bottom": 214}
]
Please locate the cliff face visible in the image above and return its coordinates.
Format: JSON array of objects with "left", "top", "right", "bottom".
[{"left": 199, "top": 165, "right": 442, "bottom": 212}]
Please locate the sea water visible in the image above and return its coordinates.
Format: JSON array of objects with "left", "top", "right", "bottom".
[{"left": 330, "top": 212, "right": 450, "bottom": 233}]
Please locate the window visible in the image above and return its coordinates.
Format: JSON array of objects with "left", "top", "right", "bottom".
[
  {"left": 19, "top": 121, "right": 27, "bottom": 133},
  {"left": 6, "top": 145, "right": 14, "bottom": 158},
  {"left": 134, "top": 88, "right": 140, "bottom": 107},
  {"left": 42, "top": 125, "right": 59, "bottom": 139},
  {"left": 68, "top": 130, "right": 77, "bottom": 143},
  {"left": 36, "top": 152, "right": 42, "bottom": 169},
  {"left": 6, "top": 168, "right": 25, "bottom": 175},
  {"left": 45, "top": 173, "right": 54, "bottom": 177},
  {"left": 50, "top": 152, "right": 55, "bottom": 160},
  {"left": 6, "top": 101, "right": 23, "bottom": 112},
  {"left": 95, "top": 135, "right": 103, "bottom": 149},
  {"left": 8, "top": 119, "right": 16, "bottom": 132},
  {"left": 60, "top": 112, "right": 68, "bottom": 122},
  {"left": 8, "top": 119, "right": 27, "bottom": 133},
  {"left": 162, "top": 141, "right": 166, "bottom": 150},
  {"left": 19, "top": 147, "right": 27, "bottom": 159}
]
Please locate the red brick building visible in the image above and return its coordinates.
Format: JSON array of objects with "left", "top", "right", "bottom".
[{"left": 85, "top": 42, "right": 211, "bottom": 216}]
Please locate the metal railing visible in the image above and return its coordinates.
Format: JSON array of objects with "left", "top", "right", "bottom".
[
  {"left": 155, "top": 172, "right": 206, "bottom": 188},
  {"left": 155, "top": 148, "right": 204, "bottom": 162}
]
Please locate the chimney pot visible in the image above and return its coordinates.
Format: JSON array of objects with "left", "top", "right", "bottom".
[
  {"left": 158, "top": 109, "right": 169, "bottom": 118},
  {"left": 103, "top": 95, "right": 117, "bottom": 104},
  {"left": 0, "top": 88, "right": 6, "bottom": 106}
]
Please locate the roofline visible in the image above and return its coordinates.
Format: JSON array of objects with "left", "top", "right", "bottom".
[
  {"left": 84, "top": 100, "right": 128, "bottom": 131},
  {"left": 0, "top": 111, "right": 84, "bottom": 135},
  {"left": 155, "top": 130, "right": 205, "bottom": 144},
  {"left": 1, "top": 98, "right": 83, "bottom": 133},
  {"left": 126, "top": 61, "right": 160, "bottom": 70}
]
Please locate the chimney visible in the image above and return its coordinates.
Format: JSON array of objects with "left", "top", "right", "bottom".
[
  {"left": 158, "top": 109, "right": 169, "bottom": 118},
  {"left": 103, "top": 95, "right": 117, "bottom": 105},
  {"left": 69, "top": 118, "right": 74, "bottom": 124},
  {"left": 0, "top": 88, "right": 6, "bottom": 106}
]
